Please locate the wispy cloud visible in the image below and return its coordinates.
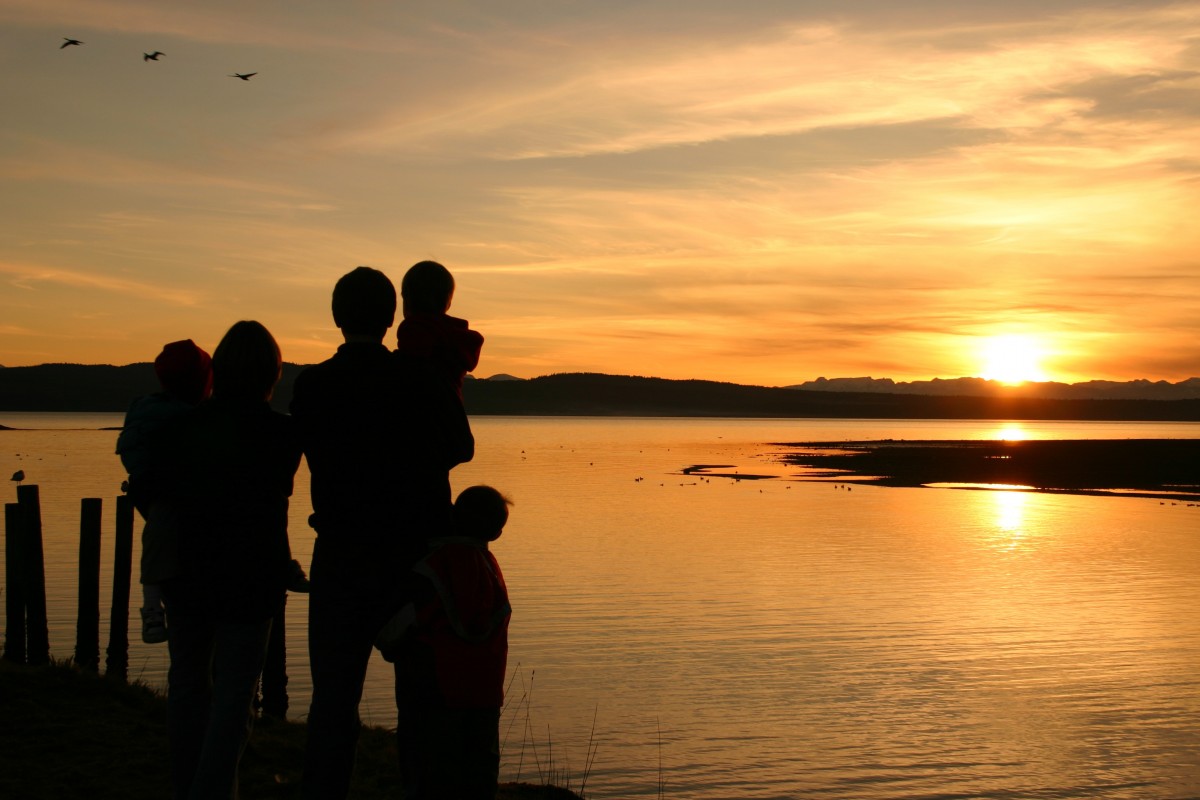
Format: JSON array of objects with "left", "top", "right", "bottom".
[
  {"left": 323, "top": 5, "right": 1200, "bottom": 162},
  {"left": 0, "top": 136, "right": 313, "bottom": 198},
  {"left": 0, "top": 259, "right": 202, "bottom": 305},
  {"left": 0, "top": 0, "right": 424, "bottom": 52}
]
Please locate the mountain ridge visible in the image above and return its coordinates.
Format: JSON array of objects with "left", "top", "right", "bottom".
[
  {"left": 790, "top": 375, "right": 1200, "bottom": 401},
  {"left": 0, "top": 363, "right": 1198, "bottom": 420}
]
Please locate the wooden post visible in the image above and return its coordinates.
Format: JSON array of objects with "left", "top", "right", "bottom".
[
  {"left": 76, "top": 498, "right": 103, "bottom": 672},
  {"left": 4, "top": 502, "right": 26, "bottom": 664},
  {"left": 17, "top": 485, "right": 49, "bottom": 666},
  {"left": 105, "top": 493, "right": 134, "bottom": 681}
]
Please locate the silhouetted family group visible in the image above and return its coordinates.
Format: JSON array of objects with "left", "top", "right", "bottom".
[{"left": 115, "top": 263, "right": 510, "bottom": 800}]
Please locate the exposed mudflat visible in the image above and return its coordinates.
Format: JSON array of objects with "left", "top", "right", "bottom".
[{"left": 773, "top": 439, "right": 1200, "bottom": 499}]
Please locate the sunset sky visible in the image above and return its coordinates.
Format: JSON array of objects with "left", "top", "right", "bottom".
[{"left": 2, "top": 1, "right": 1198, "bottom": 385}]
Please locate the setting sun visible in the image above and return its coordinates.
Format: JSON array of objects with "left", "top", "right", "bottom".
[{"left": 978, "top": 335, "right": 1049, "bottom": 384}]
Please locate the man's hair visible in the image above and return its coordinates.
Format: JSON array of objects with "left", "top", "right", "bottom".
[
  {"left": 212, "top": 320, "right": 282, "bottom": 402},
  {"left": 453, "top": 485, "right": 511, "bottom": 542},
  {"left": 401, "top": 261, "right": 455, "bottom": 314},
  {"left": 332, "top": 266, "right": 396, "bottom": 337}
]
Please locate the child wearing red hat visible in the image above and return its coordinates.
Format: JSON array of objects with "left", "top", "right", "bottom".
[{"left": 118, "top": 339, "right": 213, "bottom": 643}]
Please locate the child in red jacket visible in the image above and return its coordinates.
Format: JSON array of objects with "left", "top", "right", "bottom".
[{"left": 378, "top": 485, "right": 512, "bottom": 800}]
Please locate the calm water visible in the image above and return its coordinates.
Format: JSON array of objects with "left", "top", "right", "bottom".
[{"left": 3, "top": 413, "right": 1200, "bottom": 799}]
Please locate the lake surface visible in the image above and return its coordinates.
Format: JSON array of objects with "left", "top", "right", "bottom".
[{"left": 3, "top": 414, "right": 1200, "bottom": 799}]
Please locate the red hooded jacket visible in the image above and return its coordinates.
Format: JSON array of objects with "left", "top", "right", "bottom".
[{"left": 410, "top": 538, "right": 510, "bottom": 709}]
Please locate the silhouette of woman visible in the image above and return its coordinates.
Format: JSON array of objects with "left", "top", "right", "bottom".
[{"left": 156, "top": 320, "right": 301, "bottom": 800}]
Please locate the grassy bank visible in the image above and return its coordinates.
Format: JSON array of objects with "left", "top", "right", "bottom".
[{"left": 0, "top": 659, "right": 582, "bottom": 800}]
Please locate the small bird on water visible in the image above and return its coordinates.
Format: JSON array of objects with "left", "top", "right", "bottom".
[
  {"left": 60, "top": 38, "right": 83, "bottom": 48},
  {"left": 144, "top": 51, "right": 164, "bottom": 61},
  {"left": 11, "top": 469, "right": 24, "bottom": 485},
  {"left": 230, "top": 72, "right": 257, "bottom": 80}
]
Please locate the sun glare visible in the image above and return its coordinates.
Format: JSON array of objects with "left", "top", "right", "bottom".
[
  {"left": 991, "top": 423, "right": 1029, "bottom": 441},
  {"left": 978, "top": 335, "right": 1048, "bottom": 384}
]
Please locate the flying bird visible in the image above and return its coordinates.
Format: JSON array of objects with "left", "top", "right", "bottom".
[
  {"left": 144, "top": 51, "right": 164, "bottom": 61},
  {"left": 230, "top": 72, "right": 257, "bottom": 81},
  {"left": 61, "top": 38, "right": 84, "bottom": 48},
  {"left": 11, "top": 469, "right": 24, "bottom": 484}
]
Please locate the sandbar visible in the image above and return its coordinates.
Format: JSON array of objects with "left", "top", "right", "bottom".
[{"left": 774, "top": 439, "right": 1200, "bottom": 499}]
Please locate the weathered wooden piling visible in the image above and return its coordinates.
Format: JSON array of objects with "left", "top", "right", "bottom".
[
  {"left": 4, "top": 502, "right": 26, "bottom": 663},
  {"left": 75, "top": 498, "right": 103, "bottom": 672},
  {"left": 4, "top": 487, "right": 295, "bottom": 706},
  {"left": 105, "top": 493, "right": 134, "bottom": 681},
  {"left": 17, "top": 485, "right": 50, "bottom": 666}
]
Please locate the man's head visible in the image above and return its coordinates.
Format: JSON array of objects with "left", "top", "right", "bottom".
[
  {"left": 453, "top": 485, "right": 511, "bottom": 542},
  {"left": 332, "top": 266, "right": 397, "bottom": 339},
  {"left": 401, "top": 260, "right": 455, "bottom": 316}
]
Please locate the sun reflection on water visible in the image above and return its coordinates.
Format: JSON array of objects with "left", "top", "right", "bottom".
[
  {"left": 988, "top": 489, "right": 1032, "bottom": 551},
  {"left": 995, "top": 489, "right": 1027, "bottom": 533},
  {"left": 991, "top": 423, "right": 1029, "bottom": 441}
]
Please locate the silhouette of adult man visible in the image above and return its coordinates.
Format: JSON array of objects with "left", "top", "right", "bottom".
[{"left": 291, "top": 266, "right": 473, "bottom": 799}]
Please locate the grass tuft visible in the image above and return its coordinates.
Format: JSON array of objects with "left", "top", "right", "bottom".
[{"left": 501, "top": 666, "right": 599, "bottom": 798}]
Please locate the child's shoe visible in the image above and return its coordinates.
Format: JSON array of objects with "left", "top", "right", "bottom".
[
  {"left": 286, "top": 559, "right": 310, "bottom": 593},
  {"left": 141, "top": 606, "right": 167, "bottom": 644}
]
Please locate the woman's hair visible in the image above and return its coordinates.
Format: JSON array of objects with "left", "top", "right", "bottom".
[{"left": 212, "top": 320, "right": 282, "bottom": 402}]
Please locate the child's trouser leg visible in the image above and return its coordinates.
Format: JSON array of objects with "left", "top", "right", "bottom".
[
  {"left": 144, "top": 582, "right": 165, "bottom": 610},
  {"left": 141, "top": 583, "right": 168, "bottom": 643}
]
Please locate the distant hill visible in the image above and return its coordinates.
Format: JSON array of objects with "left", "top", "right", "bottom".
[
  {"left": 2, "top": 365, "right": 1199, "bottom": 421},
  {"left": 790, "top": 376, "right": 1200, "bottom": 401},
  {"left": 460, "top": 373, "right": 1200, "bottom": 420},
  {"left": 0, "top": 363, "right": 306, "bottom": 414}
]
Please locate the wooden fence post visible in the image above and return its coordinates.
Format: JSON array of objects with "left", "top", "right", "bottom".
[
  {"left": 17, "top": 485, "right": 49, "bottom": 666},
  {"left": 105, "top": 493, "right": 134, "bottom": 681},
  {"left": 76, "top": 498, "right": 103, "bottom": 672},
  {"left": 4, "top": 502, "right": 26, "bottom": 664}
]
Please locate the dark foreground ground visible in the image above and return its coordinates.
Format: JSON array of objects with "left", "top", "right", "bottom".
[
  {"left": 774, "top": 439, "right": 1200, "bottom": 500},
  {"left": 0, "top": 660, "right": 582, "bottom": 800}
]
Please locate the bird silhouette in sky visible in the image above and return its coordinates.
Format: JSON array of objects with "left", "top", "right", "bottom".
[
  {"left": 11, "top": 469, "right": 25, "bottom": 485},
  {"left": 60, "top": 38, "right": 84, "bottom": 48},
  {"left": 230, "top": 72, "right": 257, "bottom": 81},
  {"left": 144, "top": 51, "right": 164, "bottom": 61}
]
